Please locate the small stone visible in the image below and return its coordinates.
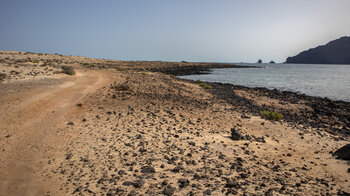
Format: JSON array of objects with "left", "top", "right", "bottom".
[
  {"left": 171, "top": 156, "right": 179, "bottom": 161},
  {"left": 122, "top": 181, "right": 133, "bottom": 186},
  {"left": 163, "top": 185, "right": 176, "bottom": 196},
  {"left": 65, "top": 153, "right": 73, "bottom": 160},
  {"left": 255, "top": 136, "right": 266, "bottom": 143},
  {"left": 128, "top": 190, "right": 137, "bottom": 196},
  {"left": 67, "top": 122, "right": 74, "bottom": 125},
  {"left": 171, "top": 166, "right": 183, "bottom": 173},
  {"left": 132, "top": 179, "right": 145, "bottom": 188},
  {"left": 161, "top": 180, "right": 168, "bottom": 186},
  {"left": 230, "top": 128, "right": 243, "bottom": 140},
  {"left": 188, "top": 141, "right": 196, "bottom": 146},
  {"left": 141, "top": 165, "right": 156, "bottom": 173},
  {"left": 203, "top": 189, "right": 212, "bottom": 195},
  {"left": 178, "top": 178, "right": 190, "bottom": 188},
  {"left": 225, "top": 179, "right": 239, "bottom": 188},
  {"left": 118, "top": 170, "right": 125, "bottom": 175}
]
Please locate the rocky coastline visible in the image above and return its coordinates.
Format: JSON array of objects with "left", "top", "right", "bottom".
[
  {"left": 145, "top": 63, "right": 259, "bottom": 76},
  {"left": 171, "top": 67, "right": 350, "bottom": 137},
  {"left": 207, "top": 83, "right": 350, "bottom": 136},
  {"left": 1, "top": 51, "right": 349, "bottom": 195}
]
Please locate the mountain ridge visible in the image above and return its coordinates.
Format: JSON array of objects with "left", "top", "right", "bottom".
[{"left": 285, "top": 36, "right": 350, "bottom": 64}]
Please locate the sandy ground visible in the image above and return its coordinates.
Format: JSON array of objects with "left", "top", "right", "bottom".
[{"left": 0, "top": 51, "right": 349, "bottom": 196}]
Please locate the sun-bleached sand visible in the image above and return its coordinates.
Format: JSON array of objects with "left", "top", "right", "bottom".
[{"left": 0, "top": 51, "right": 349, "bottom": 195}]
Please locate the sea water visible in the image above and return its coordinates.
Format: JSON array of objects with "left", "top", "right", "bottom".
[{"left": 179, "top": 63, "right": 350, "bottom": 102}]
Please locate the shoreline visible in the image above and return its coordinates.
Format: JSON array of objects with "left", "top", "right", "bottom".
[
  {"left": 206, "top": 81, "right": 349, "bottom": 136},
  {"left": 1, "top": 51, "right": 349, "bottom": 195},
  {"left": 175, "top": 76, "right": 350, "bottom": 137}
]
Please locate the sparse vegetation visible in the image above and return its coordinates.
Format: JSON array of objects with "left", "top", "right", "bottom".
[
  {"left": 61, "top": 65, "right": 76, "bottom": 75},
  {"left": 196, "top": 80, "right": 212, "bottom": 89},
  {"left": 112, "top": 83, "right": 130, "bottom": 91},
  {"left": 114, "top": 67, "right": 127, "bottom": 71},
  {"left": 0, "top": 73, "right": 7, "bottom": 82},
  {"left": 260, "top": 110, "right": 283, "bottom": 121}
]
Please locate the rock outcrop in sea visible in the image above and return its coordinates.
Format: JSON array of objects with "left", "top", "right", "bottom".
[{"left": 285, "top": 36, "right": 350, "bottom": 64}]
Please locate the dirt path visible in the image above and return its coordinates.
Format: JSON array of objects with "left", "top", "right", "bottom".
[{"left": 0, "top": 70, "right": 109, "bottom": 196}]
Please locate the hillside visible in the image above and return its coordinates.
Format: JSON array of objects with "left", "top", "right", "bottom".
[{"left": 285, "top": 36, "right": 350, "bottom": 64}]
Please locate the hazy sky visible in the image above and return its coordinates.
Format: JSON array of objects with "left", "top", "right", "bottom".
[{"left": 1, "top": 0, "right": 350, "bottom": 62}]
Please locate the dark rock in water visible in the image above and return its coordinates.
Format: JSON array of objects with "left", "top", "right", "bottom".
[
  {"left": 163, "top": 185, "right": 176, "bottom": 196},
  {"left": 257, "top": 59, "right": 262, "bottom": 63},
  {"left": 333, "top": 144, "right": 350, "bottom": 160},
  {"left": 269, "top": 61, "right": 275, "bottom": 64},
  {"left": 285, "top": 36, "right": 350, "bottom": 64},
  {"left": 231, "top": 128, "right": 243, "bottom": 140},
  {"left": 141, "top": 165, "right": 156, "bottom": 173}
]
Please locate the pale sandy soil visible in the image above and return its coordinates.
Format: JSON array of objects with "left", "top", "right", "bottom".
[{"left": 0, "top": 51, "right": 349, "bottom": 196}]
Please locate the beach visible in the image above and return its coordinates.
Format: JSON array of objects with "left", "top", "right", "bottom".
[{"left": 0, "top": 51, "right": 349, "bottom": 195}]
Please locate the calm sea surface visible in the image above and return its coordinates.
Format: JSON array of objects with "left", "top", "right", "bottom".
[{"left": 179, "top": 63, "right": 350, "bottom": 102}]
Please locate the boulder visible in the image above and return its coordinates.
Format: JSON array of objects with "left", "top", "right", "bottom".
[
  {"left": 333, "top": 144, "right": 350, "bottom": 160},
  {"left": 230, "top": 128, "right": 243, "bottom": 140}
]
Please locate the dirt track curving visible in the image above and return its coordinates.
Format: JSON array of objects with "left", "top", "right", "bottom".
[{"left": 0, "top": 70, "right": 109, "bottom": 195}]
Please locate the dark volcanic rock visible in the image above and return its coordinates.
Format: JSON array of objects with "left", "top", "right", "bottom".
[
  {"left": 225, "top": 179, "right": 239, "bottom": 188},
  {"left": 132, "top": 179, "right": 145, "bottom": 188},
  {"left": 207, "top": 82, "right": 350, "bottom": 136},
  {"left": 143, "top": 63, "right": 257, "bottom": 76},
  {"left": 231, "top": 128, "right": 243, "bottom": 140},
  {"left": 333, "top": 144, "right": 350, "bottom": 160},
  {"left": 163, "top": 185, "right": 176, "bottom": 196},
  {"left": 178, "top": 178, "right": 190, "bottom": 188},
  {"left": 285, "top": 36, "right": 350, "bottom": 64},
  {"left": 141, "top": 165, "right": 156, "bottom": 173}
]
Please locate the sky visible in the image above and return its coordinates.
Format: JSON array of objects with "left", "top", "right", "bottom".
[{"left": 1, "top": 0, "right": 350, "bottom": 63}]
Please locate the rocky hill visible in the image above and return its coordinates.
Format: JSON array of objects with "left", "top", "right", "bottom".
[{"left": 285, "top": 36, "right": 350, "bottom": 64}]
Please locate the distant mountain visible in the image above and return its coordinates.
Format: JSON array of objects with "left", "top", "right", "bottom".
[{"left": 285, "top": 36, "right": 350, "bottom": 64}]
